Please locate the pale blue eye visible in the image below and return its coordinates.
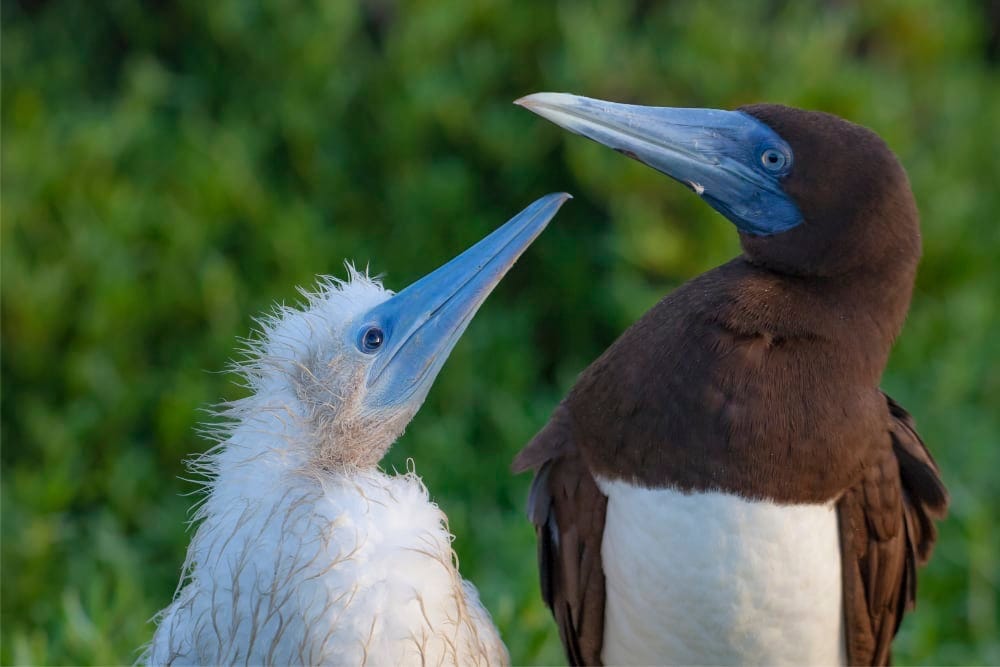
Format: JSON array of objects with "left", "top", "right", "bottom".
[
  {"left": 359, "top": 326, "right": 384, "bottom": 353},
  {"left": 761, "top": 148, "right": 788, "bottom": 172}
]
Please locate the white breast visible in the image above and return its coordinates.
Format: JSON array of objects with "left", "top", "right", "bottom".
[
  {"left": 143, "top": 463, "right": 507, "bottom": 666},
  {"left": 597, "top": 477, "right": 845, "bottom": 667}
]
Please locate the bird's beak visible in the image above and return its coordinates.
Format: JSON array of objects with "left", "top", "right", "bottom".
[
  {"left": 515, "top": 92, "right": 799, "bottom": 235},
  {"left": 364, "top": 192, "right": 571, "bottom": 406}
]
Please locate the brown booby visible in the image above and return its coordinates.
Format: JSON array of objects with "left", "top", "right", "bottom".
[{"left": 512, "top": 93, "right": 948, "bottom": 666}]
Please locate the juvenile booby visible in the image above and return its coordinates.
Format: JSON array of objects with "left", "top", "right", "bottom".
[
  {"left": 513, "top": 94, "right": 948, "bottom": 666},
  {"left": 142, "top": 193, "right": 569, "bottom": 666}
]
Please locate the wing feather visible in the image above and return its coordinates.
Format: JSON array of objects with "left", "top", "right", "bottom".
[
  {"left": 513, "top": 404, "right": 608, "bottom": 666},
  {"left": 838, "top": 393, "right": 948, "bottom": 665}
]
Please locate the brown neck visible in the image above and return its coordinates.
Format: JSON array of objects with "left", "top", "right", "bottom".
[
  {"left": 722, "top": 254, "right": 917, "bottom": 385},
  {"left": 566, "top": 253, "right": 918, "bottom": 503}
]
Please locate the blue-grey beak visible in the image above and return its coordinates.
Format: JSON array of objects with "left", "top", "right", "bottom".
[
  {"left": 362, "top": 193, "right": 571, "bottom": 407},
  {"left": 516, "top": 92, "right": 801, "bottom": 235}
]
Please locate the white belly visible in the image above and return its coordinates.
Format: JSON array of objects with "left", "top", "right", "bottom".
[
  {"left": 597, "top": 478, "right": 845, "bottom": 666},
  {"left": 143, "top": 468, "right": 507, "bottom": 666}
]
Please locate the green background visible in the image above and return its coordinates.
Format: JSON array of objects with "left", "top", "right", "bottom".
[{"left": 3, "top": 1, "right": 998, "bottom": 664}]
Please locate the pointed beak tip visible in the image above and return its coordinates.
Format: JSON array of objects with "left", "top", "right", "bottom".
[
  {"left": 539, "top": 191, "right": 573, "bottom": 214},
  {"left": 514, "top": 91, "right": 564, "bottom": 110},
  {"left": 513, "top": 95, "right": 534, "bottom": 110}
]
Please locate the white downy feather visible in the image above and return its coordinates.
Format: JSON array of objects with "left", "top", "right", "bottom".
[{"left": 141, "top": 271, "right": 506, "bottom": 666}]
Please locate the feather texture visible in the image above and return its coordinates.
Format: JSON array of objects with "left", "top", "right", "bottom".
[
  {"left": 142, "top": 273, "right": 507, "bottom": 666},
  {"left": 837, "top": 394, "right": 948, "bottom": 666}
]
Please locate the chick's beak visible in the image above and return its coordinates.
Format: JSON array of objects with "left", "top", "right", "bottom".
[{"left": 364, "top": 192, "right": 571, "bottom": 407}]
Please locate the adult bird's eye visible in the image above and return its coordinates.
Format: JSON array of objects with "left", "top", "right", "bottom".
[
  {"left": 359, "top": 326, "right": 384, "bottom": 353},
  {"left": 761, "top": 148, "right": 788, "bottom": 172}
]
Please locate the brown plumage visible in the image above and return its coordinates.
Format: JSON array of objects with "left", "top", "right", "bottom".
[
  {"left": 838, "top": 394, "right": 948, "bottom": 665},
  {"left": 517, "top": 405, "right": 607, "bottom": 666},
  {"left": 514, "top": 101, "right": 948, "bottom": 665}
]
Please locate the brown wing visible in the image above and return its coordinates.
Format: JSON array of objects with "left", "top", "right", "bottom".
[
  {"left": 513, "top": 404, "right": 608, "bottom": 666},
  {"left": 838, "top": 393, "right": 948, "bottom": 665}
]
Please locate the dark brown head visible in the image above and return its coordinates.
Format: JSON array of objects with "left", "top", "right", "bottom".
[
  {"left": 516, "top": 94, "right": 920, "bottom": 279},
  {"left": 738, "top": 104, "right": 920, "bottom": 277}
]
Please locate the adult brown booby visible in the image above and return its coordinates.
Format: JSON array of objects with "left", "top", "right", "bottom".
[{"left": 512, "top": 93, "right": 948, "bottom": 666}]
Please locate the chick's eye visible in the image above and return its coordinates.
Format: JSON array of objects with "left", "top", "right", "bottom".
[
  {"left": 359, "top": 326, "right": 384, "bottom": 353},
  {"left": 761, "top": 148, "right": 788, "bottom": 172}
]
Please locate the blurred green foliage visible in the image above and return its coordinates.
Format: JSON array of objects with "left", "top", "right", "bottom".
[{"left": 3, "top": 0, "right": 998, "bottom": 664}]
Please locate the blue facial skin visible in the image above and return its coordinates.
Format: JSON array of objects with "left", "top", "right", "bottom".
[
  {"left": 357, "top": 192, "right": 570, "bottom": 410},
  {"left": 516, "top": 93, "right": 804, "bottom": 236}
]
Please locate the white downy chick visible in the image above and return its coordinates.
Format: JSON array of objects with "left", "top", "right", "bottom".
[{"left": 142, "top": 194, "right": 570, "bottom": 666}]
